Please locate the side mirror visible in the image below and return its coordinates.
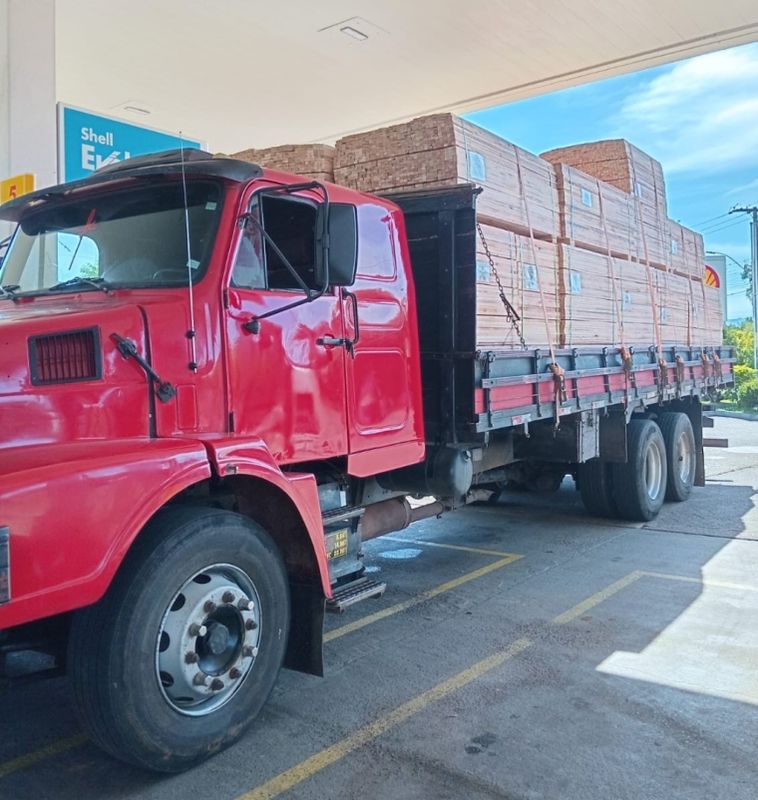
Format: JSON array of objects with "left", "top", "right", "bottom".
[{"left": 326, "top": 204, "right": 358, "bottom": 287}]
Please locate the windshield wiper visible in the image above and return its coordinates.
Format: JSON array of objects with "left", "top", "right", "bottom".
[
  {"left": 48, "top": 276, "right": 113, "bottom": 295},
  {"left": 0, "top": 284, "right": 20, "bottom": 301}
]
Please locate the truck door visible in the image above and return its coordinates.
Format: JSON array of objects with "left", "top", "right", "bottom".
[
  {"left": 225, "top": 191, "right": 348, "bottom": 463},
  {"left": 341, "top": 202, "right": 424, "bottom": 470}
]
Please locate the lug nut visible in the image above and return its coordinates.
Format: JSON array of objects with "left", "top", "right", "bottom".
[
  {"left": 204, "top": 600, "right": 217, "bottom": 614},
  {"left": 245, "top": 618, "right": 258, "bottom": 631},
  {"left": 238, "top": 598, "right": 255, "bottom": 611},
  {"left": 189, "top": 623, "right": 208, "bottom": 637},
  {"left": 210, "top": 678, "right": 224, "bottom": 692},
  {"left": 222, "top": 591, "right": 236, "bottom": 604},
  {"left": 184, "top": 651, "right": 199, "bottom": 664},
  {"left": 193, "top": 672, "right": 208, "bottom": 687},
  {"left": 229, "top": 667, "right": 242, "bottom": 680},
  {"left": 242, "top": 645, "right": 254, "bottom": 658}
]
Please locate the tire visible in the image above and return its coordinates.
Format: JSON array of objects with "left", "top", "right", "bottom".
[
  {"left": 612, "top": 419, "right": 668, "bottom": 521},
  {"left": 68, "top": 507, "right": 290, "bottom": 772},
  {"left": 578, "top": 460, "right": 618, "bottom": 518},
  {"left": 658, "top": 412, "right": 696, "bottom": 502}
]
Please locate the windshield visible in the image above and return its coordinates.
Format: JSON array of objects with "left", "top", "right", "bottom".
[{"left": 0, "top": 179, "right": 223, "bottom": 295}]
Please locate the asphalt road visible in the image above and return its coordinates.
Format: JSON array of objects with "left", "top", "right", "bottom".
[{"left": 2, "top": 416, "right": 757, "bottom": 800}]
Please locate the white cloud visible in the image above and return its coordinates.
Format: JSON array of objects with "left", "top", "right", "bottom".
[{"left": 615, "top": 44, "right": 758, "bottom": 176}]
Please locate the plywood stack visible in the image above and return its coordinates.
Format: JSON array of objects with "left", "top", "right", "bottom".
[
  {"left": 334, "top": 113, "right": 559, "bottom": 239},
  {"left": 231, "top": 144, "right": 335, "bottom": 183},
  {"left": 475, "top": 225, "right": 559, "bottom": 348},
  {"left": 553, "top": 164, "right": 636, "bottom": 255},
  {"left": 541, "top": 140, "right": 669, "bottom": 268}
]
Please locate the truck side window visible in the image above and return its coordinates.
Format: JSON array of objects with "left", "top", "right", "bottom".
[
  {"left": 260, "top": 195, "right": 318, "bottom": 291},
  {"left": 231, "top": 204, "right": 266, "bottom": 290}
]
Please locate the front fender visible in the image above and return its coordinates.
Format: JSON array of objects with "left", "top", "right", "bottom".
[
  {"left": 0, "top": 439, "right": 211, "bottom": 629},
  {"left": 201, "top": 437, "right": 330, "bottom": 597}
]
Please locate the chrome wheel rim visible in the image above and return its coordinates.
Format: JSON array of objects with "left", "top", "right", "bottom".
[
  {"left": 677, "top": 430, "right": 694, "bottom": 485},
  {"left": 155, "top": 563, "right": 262, "bottom": 717},
  {"left": 645, "top": 441, "right": 664, "bottom": 500}
]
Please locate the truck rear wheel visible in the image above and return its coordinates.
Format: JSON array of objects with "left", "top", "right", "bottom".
[
  {"left": 577, "top": 460, "right": 618, "bottom": 518},
  {"left": 68, "top": 507, "right": 290, "bottom": 772},
  {"left": 612, "top": 419, "right": 667, "bottom": 521},
  {"left": 658, "top": 412, "right": 696, "bottom": 502}
]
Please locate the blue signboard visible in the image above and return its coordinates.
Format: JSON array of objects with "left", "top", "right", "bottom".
[{"left": 58, "top": 104, "right": 203, "bottom": 182}]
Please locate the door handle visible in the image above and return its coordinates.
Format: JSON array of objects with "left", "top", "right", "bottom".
[{"left": 316, "top": 335, "right": 348, "bottom": 348}]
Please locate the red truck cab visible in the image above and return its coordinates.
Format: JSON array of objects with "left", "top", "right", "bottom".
[{"left": 0, "top": 151, "right": 428, "bottom": 771}]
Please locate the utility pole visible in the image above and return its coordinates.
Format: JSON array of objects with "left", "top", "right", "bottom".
[{"left": 730, "top": 206, "right": 758, "bottom": 368}]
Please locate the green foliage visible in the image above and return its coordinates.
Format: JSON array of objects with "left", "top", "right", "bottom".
[
  {"left": 736, "top": 376, "right": 758, "bottom": 410},
  {"left": 724, "top": 321, "right": 754, "bottom": 368}
]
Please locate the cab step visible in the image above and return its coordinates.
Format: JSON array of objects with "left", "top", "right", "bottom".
[{"left": 326, "top": 577, "right": 387, "bottom": 614}]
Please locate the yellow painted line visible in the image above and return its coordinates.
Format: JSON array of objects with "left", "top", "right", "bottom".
[
  {"left": 0, "top": 734, "right": 88, "bottom": 779},
  {"left": 383, "top": 536, "right": 518, "bottom": 558},
  {"left": 642, "top": 571, "right": 758, "bottom": 594},
  {"left": 324, "top": 553, "right": 522, "bottom": 642},
  {"left": 551, "top": 571, "right": 645, "bottom": 625},
  {"left": 237, "top": 636, "right": 533, "bottom": 800}
]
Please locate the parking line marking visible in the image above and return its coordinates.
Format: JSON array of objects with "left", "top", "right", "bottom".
[
  {"left": 0, "top": 734, "right": 88, "bottom": 780},
  {"left": 383, "top": 536, "right": 518, "bottom": 558},
  {"left": 642, "top": 571, "right": 758, "bottom": 593},
  {"left": 237, "top": 637, "right": 533, "bottom": 800},
  {"left": 324, "top": 554, "right": 523, "bottom": 642},
  {"left": 551, "top": 571, "right": 645, "bottom": 625}
]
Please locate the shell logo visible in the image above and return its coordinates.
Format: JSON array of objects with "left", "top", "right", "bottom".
[{"left": 704, "top": 264, "right": 720, "bottom": 289}]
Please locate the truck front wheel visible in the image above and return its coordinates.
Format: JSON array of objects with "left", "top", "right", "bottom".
[
  {"left": 68, "top": 507, "right": 290, "bottom": 772},
  {"left": 612, "top": 419, "right": 668, "bottom": 521}
]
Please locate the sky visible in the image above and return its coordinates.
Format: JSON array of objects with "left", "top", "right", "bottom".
[{"left": 464, "top": 42, "right": 758, "bottom": 321}]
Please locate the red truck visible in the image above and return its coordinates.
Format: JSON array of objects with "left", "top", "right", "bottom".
[{"left": 0, "top": 150, "right": 732, "bottom": 772}]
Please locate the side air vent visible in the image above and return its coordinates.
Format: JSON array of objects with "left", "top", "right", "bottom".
[{"left": 28, "top": 328, "right": 102, "bottom": 385}]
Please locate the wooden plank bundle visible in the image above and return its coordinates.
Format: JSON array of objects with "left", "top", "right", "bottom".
[
  {"left": 231, "top": 144, "right": 335, "bottom": 183},
  {"left": 668, "top": 220, "right": 706, "bottom": 280},
  {"left": 553, "top": 164, "right": 636, "bottom": 256},
  {"left": 542, "top": 140, "right": 669, "bottom": 268},
  {"left": 655, "top": 270, "right": 692, "bottom": 345},
  {"left": 559, "top": 245, "right": 619, "bottom": 345},
  {"left": 334, "top": 113, "right": 559, "bottom": 238},
  {"left": 615, "top": 259, "right": 658, "bottom": 346},
  {"left": 690, "top": 279, "right": 724, "bottom": 346},
  {"left": 475, "top": 225, "right": 559, "bottom": 349}
]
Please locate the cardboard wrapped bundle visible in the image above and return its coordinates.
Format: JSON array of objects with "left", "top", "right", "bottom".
[
  {"left": 475, "top": 225, "right": 560, "bottom": 349},
  {"left": 231, "top": 144, "right": 335, "bottom": 183},
  {"left": 542, "top": 140, "right": 669, "bottom": 267},
  {"left": 553, "top": 164, "right": 636, "bottom": 256},
  {"left": 335, "top": 113, "right": 559, "bottom": 238}
]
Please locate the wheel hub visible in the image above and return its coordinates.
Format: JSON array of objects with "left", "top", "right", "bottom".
[{"left": 155, "top": 564, "right": 262, "bottom": 716}]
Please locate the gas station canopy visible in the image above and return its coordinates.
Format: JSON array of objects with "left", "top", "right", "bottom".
[{"left": 2, "top": 0, "right": 758, "bottom": 187}]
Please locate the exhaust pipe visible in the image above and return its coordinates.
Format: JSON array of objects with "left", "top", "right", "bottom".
[{"left": 361, "top": 497, "right": 447, "bottom": 541}]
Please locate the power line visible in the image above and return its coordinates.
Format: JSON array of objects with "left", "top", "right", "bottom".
[
  {"left": 700, "top": 218, "right": 747, "bottom": 237},
  {"left": 693, "top": 211, "right": 732, "bottom": 228}
]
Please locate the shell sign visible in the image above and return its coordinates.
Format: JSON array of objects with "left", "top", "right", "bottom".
[{"left": 704, "top": 264, "right": 721, "bottom": 288}]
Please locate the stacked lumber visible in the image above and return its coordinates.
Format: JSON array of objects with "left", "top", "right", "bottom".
[
  {"left": 668, "top": 221, "right": 706, "bottom": 279},
  {"left": 334, "top": 113, "right": 559, "bottom": 238},
  {"left": 690, "top": 280, "right": 724, "bottom": 346},
  {"left": 232, "top": 144, "right": 335, "bottom": 183},
  {"left": 554, "top": 165, "right": 636, "bottom": 255},
  {"left": 475, "top": 225, "right": 559, "bottom": 348},
  {"left": 541, "top": 140, "right": 669, "bottom": 268},
  {"left": 655, "top": 270, "right": 692, "bottom": 345},
  {"left": 559, "top": 245, "right": 619, "bottom": 345},
  {"left": 615, "top": 259, "right": 658, "bottom": 346}
]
